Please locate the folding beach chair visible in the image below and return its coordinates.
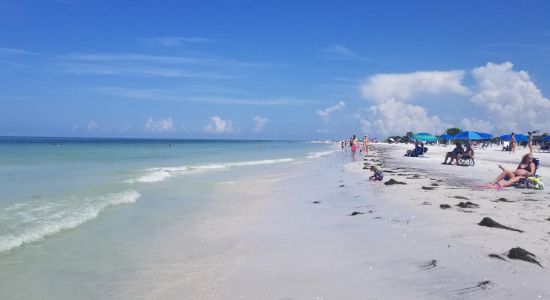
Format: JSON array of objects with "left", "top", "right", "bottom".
[
  {"left": 517, "top": 158, "right": 542, "bottom": 189},
  {"left": 457, "top": 153, "right": 475, "bottom": 166}
]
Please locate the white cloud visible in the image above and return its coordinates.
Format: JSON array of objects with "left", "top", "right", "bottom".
[
  {"left": 87, "top": 120, "right": 99, "bottom": 130},
  {"left": 316, "top": 101, "right": 346, "bottom": 122},
  {"left": 320, "top": 44, "right": 370, "bottom": 61},
  {"left": 469, "top": 62, "right": 550, "bottom": 133},
  {"left": 357, "top": 98, "right": 447, "bottom": 136},
  {"left": 145, "top": 117, "right": 174, "bottom": 133},
  {"left": 203, "top": 116, "right": 233, "bottom": 133},
  {"left": 0, "top": 47, "right": 36, "bottom": 56},
  {"left": 358, "top": 62, "right": 550, "bottom": 138},
  {"left": 97, "top": 87, "right": 318, "bottom": 106},
  {"left": 316, "top": 128, "right": 334, "bottom": 134},
  {"left": 139, "top": 36, "right": 214, "bottom": 47},
  {"left": 460, "top": 118, "right": 494, "bottom": 133},
  {"left": 361, "top": 70, "right": 470, "bottom": 102},
  {"left": 252, "top": 116, "right": 268, "bottom": 133}
]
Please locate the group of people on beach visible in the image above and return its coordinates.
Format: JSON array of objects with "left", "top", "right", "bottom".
[
  {"left": 343, "top": 134, "right": 369, "bottom": 156},
  {"left": 506, "top": 132, "right": 535, "bottom": 155},
  {"left": 441, "top": 142, "right": 474, "bottom": 165}
]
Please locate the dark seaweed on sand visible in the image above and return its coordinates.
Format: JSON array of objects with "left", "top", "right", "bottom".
[
  {"left": 478, "top": 217, "right": 523, "bottom": 233},
  {"left": 507, "top": 247, "right": 543, "bottom": 267}
]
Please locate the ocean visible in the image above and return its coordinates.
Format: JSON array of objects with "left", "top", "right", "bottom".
[{"left": 0, "top": 137, "right": 335, "bottom": 299}]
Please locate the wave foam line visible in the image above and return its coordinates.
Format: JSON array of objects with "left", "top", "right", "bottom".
[
  {"left": 0, "top": 190, "right": 140, "bottom": 253},
  {"left": 130, "top": 158, "right": 295, "bottom": 183},
  {"left": 307, "top": 150, "right": 336, "bottom": 159}
]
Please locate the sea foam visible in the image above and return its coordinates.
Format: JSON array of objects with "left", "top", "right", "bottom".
[
  {"left": 307, "top": 150, "right": 335, "bottom": 159},
  {"left": 130, "top": 158, "right": 294, "bottom": 183},
  {"left": 0, "top": 190, "right": 140, "bottom": 253}
]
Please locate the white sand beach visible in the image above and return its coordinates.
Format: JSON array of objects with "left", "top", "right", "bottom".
[{"left": 129, "top": 143, "right": 550, "bottom": 299}]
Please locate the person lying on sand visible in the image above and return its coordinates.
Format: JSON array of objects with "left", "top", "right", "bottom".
[
  {"left": 369, "top": 165, "right": 384, "bottom": 181},
  {"left": 442, "top": 142, "right": 464, "bottom": 165},
  {"left": 490, "top": 153, "right": 535, "bottom": 188}
]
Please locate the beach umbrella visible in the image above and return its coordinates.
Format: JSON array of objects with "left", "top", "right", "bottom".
[
  {"left": 412, "top": 132, "right": 437, "bottom": 142},
  {"left": 452, "top": 131, "right": 483, "bottom": 140},
  {"left": 544, "top": 136, "right": 550, "bottom": 141},
  {"left": 500, "top": 134, "right": 511, "bottom": 141},
  {"left": 440, "top": 133, "right": 454, "bottom": 140},
  {"left": 476, "top": 132, "right": 493, "bottom": 139},
  {"left": 501, "top": 133, "right": 528, "bottom": 142},
  {"left": 515, "top": 133, "right": 528, "bottom": 142}
]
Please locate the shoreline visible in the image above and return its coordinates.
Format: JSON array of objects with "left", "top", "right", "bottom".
[{"left": 148, "top": 143, "right": 550, "bottom": 299}]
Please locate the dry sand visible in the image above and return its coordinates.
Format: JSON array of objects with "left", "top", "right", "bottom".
[{"left": 139, "top": 143, "right": 550, "bottom": 299}]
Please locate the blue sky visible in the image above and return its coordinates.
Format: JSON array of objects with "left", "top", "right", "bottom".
[{"left": 1, "top": 0, "right": 550, "bottom": 139}]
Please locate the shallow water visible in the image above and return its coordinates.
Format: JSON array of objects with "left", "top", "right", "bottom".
[{"left": 0, "top": 137, "right": 334, "bottom": 299}]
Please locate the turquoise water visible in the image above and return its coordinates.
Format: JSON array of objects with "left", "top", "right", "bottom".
[{"left": 0, "top": 137, "right": 334, "bottom": 299}]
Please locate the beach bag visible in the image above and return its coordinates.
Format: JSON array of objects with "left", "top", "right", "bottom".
[{"left": 527, "top": 176, "right": 544, "bottom": 190}]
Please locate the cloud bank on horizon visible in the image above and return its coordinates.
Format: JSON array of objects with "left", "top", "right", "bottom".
[{"left": 358, "top": 61, "right": 550, "bottom": 137}]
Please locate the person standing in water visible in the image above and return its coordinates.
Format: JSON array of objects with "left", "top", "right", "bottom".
[
  {"left": 363, "top": 135, "right": 369, "bottom": 156},
  {"left": 351, "top": 135, "right": 359, "bottom": 156},
  {"left": 527, "top": 132, "right": 533, "bottom": 154}
]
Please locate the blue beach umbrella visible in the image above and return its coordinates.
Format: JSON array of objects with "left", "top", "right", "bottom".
[
  {"left": 515, "top": 134, "right": 528, "bottom": 142},
  {"left": 413, "top": 132, "right": 437, "bottom": 142},
  {"left": 545, "top": 136, "right": 550, "bottom": 141},
  {"left": 476, "top": 132, "right": 493, "bottom": 139},
  {"left": 500, "top": 134, "right": 511, "bottom": 141},
  {"left": 453, "top": 131, "right": 483, "bottom": 140},
  {"left": 501, "top": 133, "right": 528, "bottom": 142},
  {"left": 440, "top": 133, "right": 454, "bottom": 140}
]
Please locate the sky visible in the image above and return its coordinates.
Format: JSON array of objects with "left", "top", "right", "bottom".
[{"left": 1, "top": 0, "right": 550, "bottom": 140}]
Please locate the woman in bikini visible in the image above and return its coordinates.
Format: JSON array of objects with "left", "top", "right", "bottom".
[
  {"left": 527, "top": 132, "right": 533, "bottom": 154},
  {"left": 510, "top": 132, "right": 517, "bottom": 154},
  {"left": 490, "top": 153, "right": 535, "bottom": 187},
  {"left": 363, "top": 135, "right": 369, "bottom": 156},
  {"left": 350, "top": 135, "right": 359, "bottom": 156}
]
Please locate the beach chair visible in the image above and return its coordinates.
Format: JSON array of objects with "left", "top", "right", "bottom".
[
  {"left": 516, "top": 158, "right": 542, "bottom": 189},
  {"left": 457, "top": 153, "right": 475, "bottom": 166}
]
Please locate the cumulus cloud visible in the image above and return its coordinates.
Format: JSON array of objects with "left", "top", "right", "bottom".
[
  {"left": 204, "top": 116, "right": 233, "bottom": 133},
  {"left": 316, "top": 101, "right": 346, "bottom": 122},
  {"left": 252, "top": 116, "right": 268, "bottom": 133},
  {"left": 87, "top": 120, "right": 99, "bottom": 130},
  {"left": 460, "top": 118, "right": 494, "bottom": 133},
  {"left": 358, "top": 62, "right": 550, "bottom": 138},
  {"left": 145, "top": 117, "right": 174, "bottom": 133},
  {"left": 361, "top": 70, "right": 470, "bottom": 102},
  {"left": 469, "top": 62, "right": 550, "bottom": 133},
  {"left": 357, "top": 98, "right": 448, "bottom": 136}
]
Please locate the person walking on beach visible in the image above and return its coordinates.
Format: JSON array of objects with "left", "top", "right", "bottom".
[
  {"left": 350, "top": 135, "right": 359, "bottom": 156},
  {"left": 363, "top": 135, "right": 369, "bottom": 156},
  {"left": 528, "top": 132, "right": 533, "bottom": 154},
  {"left": 510, "top": 132, "right": 517, "bottom": 154}
]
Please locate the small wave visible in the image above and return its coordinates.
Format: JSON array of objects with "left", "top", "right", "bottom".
[
  {"left": 129, "top": 158, "right": 295, "bottom": 184},
  {"left": 0, "top": 190, "right": 140, "bottom": 253},
  {"left": 307, "top": 150, "right": 335, "bottom": 159}
]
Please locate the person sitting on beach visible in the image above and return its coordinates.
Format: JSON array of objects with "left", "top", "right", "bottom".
[
  {"left": 490, "top": 153, "right": 536, "bottom": 188},
  {"left": 442, "top": 142, "right": 464, "bottom": 165},
  {"left": 405, "top": 141, "right": 424, "bottom": 157},
  {"left": 369, "top": 165, "right": 384, "bottom": 181},
  {"left": 463, "top": 143, "right": 474, "bottom": 158}
]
